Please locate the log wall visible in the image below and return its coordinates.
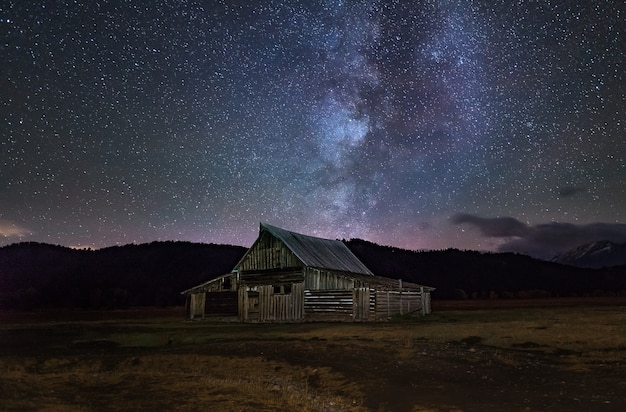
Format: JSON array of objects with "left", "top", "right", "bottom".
[{"left": 304, "top": 289, "right": 354, "bottom": 321}]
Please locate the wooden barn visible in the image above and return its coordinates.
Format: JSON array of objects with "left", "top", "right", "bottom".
[{"left": 182, "top": 223, "right": 434, "bottom": 322}]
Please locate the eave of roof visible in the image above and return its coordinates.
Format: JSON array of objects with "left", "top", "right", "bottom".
[{"left": 180, "top": 273, "right": 232, "bottom": 295}]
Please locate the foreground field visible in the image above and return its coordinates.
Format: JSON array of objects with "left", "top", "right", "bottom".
[{"left": 1, "top": 301, "right": 626, "bottom": 411}]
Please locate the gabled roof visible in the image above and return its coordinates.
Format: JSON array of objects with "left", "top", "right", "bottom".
[{"left": 249, "top": 223, "right": 374, "bottom": 276}]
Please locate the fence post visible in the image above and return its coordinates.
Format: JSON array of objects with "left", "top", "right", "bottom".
[{"left": 399, "top": 279, "right": 403, "bottom": 315}]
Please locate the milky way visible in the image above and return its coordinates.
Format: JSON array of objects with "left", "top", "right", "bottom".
[{"left": 1, "top": 1, "right": 624, "bottom": 257}]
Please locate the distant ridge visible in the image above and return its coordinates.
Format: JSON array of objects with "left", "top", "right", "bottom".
[
  {"left": 553, "top": 241, "right": 626, "bottom": 268},
  {"left": 1, "top": 239, "right": 626, "bottom": 310},
  {"left": 344, "top": 238, "right": 626, "bottom": 299},
  {"left": 0, "top": 241, "right": 246, "bottom": 310}
]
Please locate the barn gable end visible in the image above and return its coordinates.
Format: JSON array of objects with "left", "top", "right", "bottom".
[{"left": 236, "top": 228, "right": 304, "bottom": 273}]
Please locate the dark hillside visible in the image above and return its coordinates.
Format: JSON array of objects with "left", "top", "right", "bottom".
[
  {"left": 345, "top": 239, "right": 626, "bottom": 299},
  {"left": 2, "top": 239, "right": 626, "bottom": 311},
  {"left": 0, "top": 242, "right": 246, "bottom": 310}
]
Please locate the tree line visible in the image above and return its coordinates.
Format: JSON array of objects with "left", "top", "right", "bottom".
[
  {"left": 0, "top": 241, "right": 245, "bottom": 310},
  {"left": 345, "top": 238, "right": 626, "bottom": 299},
  {"left": 2, "top": 239, "right": 625, "bottom": 311}
]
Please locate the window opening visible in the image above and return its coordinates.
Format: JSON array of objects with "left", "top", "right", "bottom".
[{"left": 272, "top": 285, "right": 292, "bottom": 295}]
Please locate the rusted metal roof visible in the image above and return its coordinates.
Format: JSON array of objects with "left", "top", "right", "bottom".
[{"left": 260, "top": 223, "right": 374, "bottom": 276}]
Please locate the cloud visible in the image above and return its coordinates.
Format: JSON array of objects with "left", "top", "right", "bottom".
[
  {"left": 555, "top": 186, "right": 587, "bottom": 198},
  {"left": 450, "top": 213, "right": 529, "bottom": 238},
  {"left": 451, "top": 213, "right": 626, "bottom": 259},
  {"left": 0, "top": 221, "right": 32, "bottom": 239}
]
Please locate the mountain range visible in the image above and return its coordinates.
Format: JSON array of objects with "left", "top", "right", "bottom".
[
  {"left": 1, "top": 240, "right": 625, "bottom": 310},
  {"left": 552, "top": 241, "right": 626, "bottom": 268}
]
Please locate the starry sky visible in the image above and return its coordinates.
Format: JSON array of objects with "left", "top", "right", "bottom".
[{"left": 1, "top": 0, "right": 625, "bottom": 259}]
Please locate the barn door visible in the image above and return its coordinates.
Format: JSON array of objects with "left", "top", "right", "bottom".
[
  {"left": 247, "top": 291, "right": 260, "bottom": 321},
  {"left": 353, "top": 288, "right": 370, "bottom": 321}
]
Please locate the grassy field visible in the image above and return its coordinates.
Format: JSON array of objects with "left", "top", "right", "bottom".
[{"left": 1, "top": 301, "right": 626, "bottom": 411}]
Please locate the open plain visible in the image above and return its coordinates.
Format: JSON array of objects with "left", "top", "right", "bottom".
[{"left": 1, "top": 299, "right": 625, "bottom": 411}]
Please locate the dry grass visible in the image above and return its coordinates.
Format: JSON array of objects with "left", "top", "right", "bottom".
[
  {"left": 1, "top": 303, "right": 626, "bottom": 411},
  {"left": 415, "top": 306, "right": 626, "bottom": 366},
  {"left": 0, "top": 353, "right": 365, "bottom": 412},
  {"left": 269, "top": 306, "right": 626, "bottom": 359}
]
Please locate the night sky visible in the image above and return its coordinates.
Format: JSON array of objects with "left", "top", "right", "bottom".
[{"left": 2, "top": 1, "right": 625, "bottom": 259}]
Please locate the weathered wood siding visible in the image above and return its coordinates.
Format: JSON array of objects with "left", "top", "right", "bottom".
[
  {"left": 239, "top": 283, "right": 304, "bottom": 322},
  {"left": 239, "top": 268, "right": 304, "bottom": 286},
  {"left": 353, "top": 287, "right": 375, "bottom": 321},
  {"left": 304, "top": 268, "right": 372, "bottom": 290},
  {"left": 187, "top": 293, "right": 205, "bottom": 320},
  {"left": 302, "top": 288, "right": 374, "bottom": 321},
  {"left": 423, "top": 289, "right": 432, "bottom": 314},
  {"left": 374, "top": 290, "right": 425, "bottom": 320},
  {"left": 304, "top": 289, "right": 354, "bottom": 321},
  {"left": 259, "top": 283, "right": 304, "bottom": 322},
  {"left": 204, "top": 291, "right": 238, "bottom": 314},
  {"left": 238, "top": 288, "right": 255, "bottom": 322},
  {"left": 237, "top": 231, "right": 302, "bottom": 271},
  {"left": 203, "top": 275, "right": 237, "bottom": 292}
]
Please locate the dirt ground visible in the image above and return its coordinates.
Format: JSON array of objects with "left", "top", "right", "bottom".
[
  {"left": 1, "top": 302, "right": 626, "bottom": 411},
  {"left": 196, "top": 335, "right": 625, "bottom": 411}
]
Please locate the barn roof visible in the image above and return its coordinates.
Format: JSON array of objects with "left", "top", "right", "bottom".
[{"left": 252, "top": 223, "right": 375, "bottom": 276}]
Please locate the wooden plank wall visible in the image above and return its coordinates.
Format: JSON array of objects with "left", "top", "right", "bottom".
[
  {"left": 353, "top": 288, "right": 375, "bottom": 321},
  {"left": 188, "top": 293, "right": 205, "bottom": 320},
  {"left": 304, "top": 289, "right": 354, "bottom": 321},
  {"left": 240, "top": 269, "right": 304, "bottom": 286},
  {"left": 237, "top": 285, "right": 430, "bottom": 322},
  {"left": 238, "top": 232, "right": 301, "bottom": 271},
  {"left": 204, "top": 291, "right": 238, "bottom": 315},
  {"left": 239, "top": 283, "right": 304, "bottom": 322},
  {"left": 202, "top": 275, "right": 237, "bottom": 292},
  {"left": 238, "top": 288, "right": 253, "bottom": 321},
  {"left": 304, "top": 268, "right": 358, "bottom": 290},
  {"left": 375, "top": 290, "right": 424, "bottom": 320},
  {"left": 423, "top": 290, "right": 432, "bottom": 314}
]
